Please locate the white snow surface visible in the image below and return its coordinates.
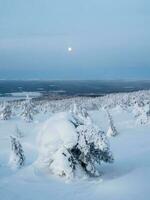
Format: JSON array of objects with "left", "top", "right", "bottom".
[
  {"left": 0, "top": 102, "right": 150, "bottom": 199},
  {"left": 38, "top": 112, "right": 77, "bottom": 151},
  {"left": 36, "top": 113, "right": 78, "bottom": 175}
]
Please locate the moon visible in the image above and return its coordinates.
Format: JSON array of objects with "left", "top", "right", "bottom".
[{"left": 68, "top": 47, "right": 72, "bottom": 52}]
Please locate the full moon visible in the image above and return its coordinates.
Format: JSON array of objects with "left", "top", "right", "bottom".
[{"left": 68, "top": 47, "right": 72, "bottom": 52}]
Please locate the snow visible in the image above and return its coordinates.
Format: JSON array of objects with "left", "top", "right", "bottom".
[
  {"left": 36, "top": 113, "right": 78, "bottom": 174},
  {"left": 0, "top": 92, "right": 150, "bottom": 199},
  {"left": 38, "top": 113, "right": 77, "bottom": 152}
]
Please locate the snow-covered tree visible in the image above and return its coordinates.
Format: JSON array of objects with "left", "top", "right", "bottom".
[
  {"left": 37, "top": 107, "right": 113, "bottom": 179},
  {"left": 0, "top": 103, "right": 12, "bottom": 120},
  {"left": 70, "top": 103, "right": 92, "bottom": 126},
  {"left": 106, "top": 110, "right": 118, "bottom": 137},
  {"left": 20, "top": 95, "right": 37, "bottom": 122},
  {"left": 50, "top": 146, "right": 76, "bottom": 179},
  {"left": 9, "top": 136, "right": 25, "bottom": 169},
  {"left": 71, "top": 124, "right": 113, "bottom": 176}
]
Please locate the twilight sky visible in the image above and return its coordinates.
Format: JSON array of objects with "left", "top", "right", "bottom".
[{"left": 0, "top": 0, "right": 150, "bottom": 79}]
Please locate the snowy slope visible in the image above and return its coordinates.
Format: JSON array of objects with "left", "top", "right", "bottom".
[{"left": 0, "top": 103, "right": 150, "bottom": 200}]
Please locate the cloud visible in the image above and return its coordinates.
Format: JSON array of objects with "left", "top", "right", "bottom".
[{"left": 0, "top": 0, "right": 150, "bottom": 79}]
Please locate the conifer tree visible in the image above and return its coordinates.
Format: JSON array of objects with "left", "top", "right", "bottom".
[
  {"left": 9, "top": 136, "right": 25, "bottom": 169},
  {"left": 106, "top": 110, "right": 118, "bottom": 137},
  {"left": 21, "top": 95, "right": 37, "bottom": 122}
]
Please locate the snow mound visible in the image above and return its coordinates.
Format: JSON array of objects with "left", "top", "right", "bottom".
[
  {"left": 38, "top": 112, "right": 77, "bottom": 154},
  {"left": 37, "top": 113, "right": 78, "bottom": 176}
]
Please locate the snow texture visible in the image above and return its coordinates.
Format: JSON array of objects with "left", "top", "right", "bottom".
[{"left": 0, "top": 90, "right": 150, "bottom": 200}]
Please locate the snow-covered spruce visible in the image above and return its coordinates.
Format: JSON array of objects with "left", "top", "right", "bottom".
[
  {"left": 106, "top": 110, "right": 118, "bottom": 137},
  {"left": 0, "top": 103, "right": 12, "bottom": 120},
  {"left": 20, "top": 95, "right": 37, "bottom": 122},
  {"left": 37, "top": 107, "right": 113, "bottom": 179},
  {"left": 9, "top": 136, "right": 25, "bottom": 169},
  {"left": 5, "top": 89, "right": 150, "bottom": 117}
]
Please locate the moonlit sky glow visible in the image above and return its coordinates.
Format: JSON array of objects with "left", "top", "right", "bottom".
[
  {"left": 0, "top": 0, "right": 150, "bottom": 80},
  {"left": 68, "top": 47, "right": 72, "bottom": 52}
]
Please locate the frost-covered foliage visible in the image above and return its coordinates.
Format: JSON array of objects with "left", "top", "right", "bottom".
[
  {"left": 20, "top": 95, "right": 37, "bottom": 122},
  {"left": 2, "top": 90, "right": 150, "bottom": 128},
  {"left": 4, "top": 90, "right": 150, "bottom": 122},
  {"left": 9, "top": 136, "right": 25, "bottom": 169},
  {"left": 70, "top": 104, "right": 92, "bottom": 126},
  {"left": 37, "top": 106, "right": 113, "bottom": 179},
  {"left": 0, "top": 103, "right": 12, "bottom": 120},
  {"left": 133, "top": 102, "right": 148, "bottom": 125},
  {"left": 133, "top": 102, "right": 144, "bottom": 118},
  {"left": 71, "top": 124, "right": 113, "bottom": 176},
  {"left": 106, "top": 110, "right": 118, "bottom": 137}
]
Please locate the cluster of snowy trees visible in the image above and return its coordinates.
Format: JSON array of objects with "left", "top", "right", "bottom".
[
  {"left": 1, "top": 90, "right": 150, "bottom": 123},
  {"left": 24, "top": 90, "right": 150, "bottom": 122},
  {"left": 0, "top": 95, "right": 37, "bottom": 122},
  {"left": 7, "top": 104, "right": 117, "bottom": 177},
  {"left": 1, "top": 89, "right": 150, "bottom": 178}
]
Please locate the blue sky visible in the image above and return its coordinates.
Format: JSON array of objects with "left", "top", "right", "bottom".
[{"left": 0, "top": 0, "right": 150, "bottom": 79}]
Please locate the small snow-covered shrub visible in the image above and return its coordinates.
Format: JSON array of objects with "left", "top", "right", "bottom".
[
  {"left": 9, "top": 136, "right": 25, "bottom": 169},
  {"left": 37, "top": 106, "right": 113, "bottom": 179},
  {"left": 106, "top": 110, "right": 118, "bottom": 137}
]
